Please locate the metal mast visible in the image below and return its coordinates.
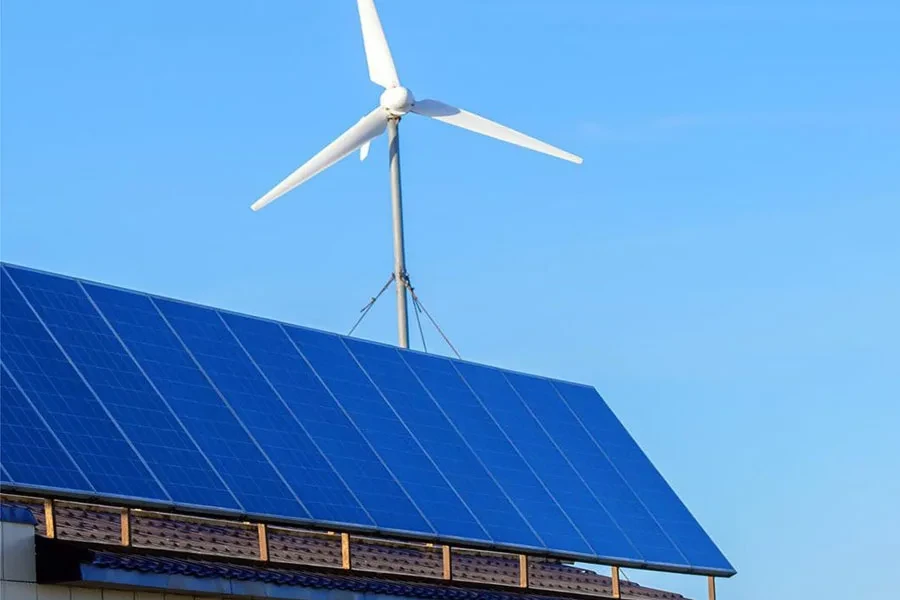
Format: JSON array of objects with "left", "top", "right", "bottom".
[{"left": 387, "top": 117, "right": 409, "bottom": 348}]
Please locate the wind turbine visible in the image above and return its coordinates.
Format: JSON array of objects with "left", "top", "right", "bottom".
[{"left": 251, "top": 0, "right": 583, "bottom": 349}]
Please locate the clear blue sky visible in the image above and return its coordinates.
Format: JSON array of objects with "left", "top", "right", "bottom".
[{"left": 2, "top": 1, "right": 899, "bottom": 597}]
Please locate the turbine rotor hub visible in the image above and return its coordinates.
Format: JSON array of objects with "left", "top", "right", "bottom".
[{"left": 380, "top": 86, "right": 415, "bottom": 116}]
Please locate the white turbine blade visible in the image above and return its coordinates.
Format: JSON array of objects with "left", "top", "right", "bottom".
[
  {"left": 357, "top": 0, "right": 399, "bottom": 88},
  {"left": 251, "top": 108, "right": 388, "bottom": 211},
  {"left": 411, "top": 99, "right": 583, "bottom": 164},
  {"left": 360, "top": 140, "right": 371, "bottom": 161}
]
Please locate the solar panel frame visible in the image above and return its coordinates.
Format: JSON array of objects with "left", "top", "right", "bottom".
[
  {"left": 220, "top": 311, "right": 437, "bottom": 536},
  {"left": 503, "top": 371, "right": 688, "bottom": 568},
  {"left": 283, "top": 325, "right": 493, "bottom": 544},
  {"left": 398, "top": 350, "right": 597, "bottom": 557},
  {"left": 153, "top": 297, "right": 375, "bottom": 526},
  {"left": 551, "top": 380, "right": 734, "bottom": 572},
  {"left": 1, "top": 268, "right": 172, "bottom": 502},
  {"left": 0, "top": 362, "right": 93, "bottom": 491},
  {"left": 343, "top": 337, "right": 546, "bottom": 551},
  {"left": 0, "top": 262, "right": 735, "bottom": 577},
  {"left": 449, "top": 359, "right": 644, "bottom": 565},
  {"left": 88, "top": 284, "right": 309, "bottom": 520},
  {"left": 7, "top": 266, "right": 243, "bottom": 511}
]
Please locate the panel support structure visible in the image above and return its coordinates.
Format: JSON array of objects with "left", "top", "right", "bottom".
[
  {"left": 120, "top": 508, "right": 131, "bottom": 546},
  {"left": 611, "top": 566, "right": 620, "bottom": 598},
  {"left": 341, "top": 532, "right": 352, "bottom": 569},
  {"left": 518, "top": 554, "right": 529, "bottom": 588},
  {"left": 258, "top": 523, "right": 269, "bottom": 561},
  {"left": 44, "top": 499, "right": 55, "bottom": 538},
  {"left": 708, "top": 576, "right": 717, "bottom": 600},
  {"left": 442, "top": 545, "right": 452, "bottom": 580}
]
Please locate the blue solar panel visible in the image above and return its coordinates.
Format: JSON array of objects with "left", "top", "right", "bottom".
[
  {"left": 0, "top": 263, "right": 734, "bottom": 576},
  {"left": 7, "top": 267, "right": 239, "bottom": 510},
  {"left": 345, "top": 339, "right": 542, "bottom": 549},
  {"left": 153, "top": 298, "right": 371, "bottom": 526},
  {"left": 400, "top": 351, "right": 594, "bottom": 555},
  {"left": 451, "top": 361, "right": 641, "bottom": 563},
  {"left": 284, "top": 326, "right": 490, "bottom": 543},
  {"left": 0, "top": 362, "right": 91, "bottom": 490},
  {"left": 82, "top": 283, "right": 304, "bottom": 518},
  {"left": 552, "top": 381, "right": 733, "bottom": 571},
  {"left": 504, "top": 372, "right": 685, "bottom": 567},
  {"left": 220, "top": 312, "right": 432, "bottom": 534},
  {"left": 0, "top": 268, "right": 167, "bottom": 500}
]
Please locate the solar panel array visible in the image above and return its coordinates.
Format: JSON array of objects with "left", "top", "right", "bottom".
[{"left": 0, "top": 263, "right": 734, "bottom": 576}]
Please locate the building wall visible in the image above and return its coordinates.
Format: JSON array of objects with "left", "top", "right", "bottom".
[
  {"left": 2, "top": 519, "right": 37, "bottom": 600},
  {"left": 3, "top": 585, "right": 227, "bottom": 600}
]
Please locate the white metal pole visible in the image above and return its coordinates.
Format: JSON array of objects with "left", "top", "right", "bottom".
[{"left": 387, "top": 117, "right": 410, "bottom": 348}]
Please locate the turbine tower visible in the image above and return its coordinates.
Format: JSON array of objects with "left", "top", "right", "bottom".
[{"left": 251, "top": 0, "right": 583, "bottom": 349}]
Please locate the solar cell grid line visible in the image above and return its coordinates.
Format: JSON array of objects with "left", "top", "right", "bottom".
[
  {"left": 551, "top": 381, "right": 735, "bottom": 574},
  {"left": 283, "top": 325, "right": 492, "bottom": 544},
  {"left": 0, "top": 268, "right": 168, "bottom": 500},
  {"left": 151, "top": 297, "right": 371, "bottom": 526},
  {"left": 0, "top": 362, "right": 93, "bottom": 491},
  {"left": 82, "top": 283, "right": 305, "bottom": 519},
  {"left": 7, "top": 266, "right": 240, "bottom": 510},
  {"left": 220, "top": 311, "right": 434, "bottom": 534},
  {"left": 451, "top": 360, "right": 643, "bottom": 565},
  {"left": 399, "top": 350, "right": 595, "bottom": 556},
  {"left": 502, "top": 372, "right": 687, "bottom": 568},
  {"left": 0, "top": 465, "right": 11, "bottom": 483},
  {"left": 344, "top": 338, "right": 545, "bottom": 550}
]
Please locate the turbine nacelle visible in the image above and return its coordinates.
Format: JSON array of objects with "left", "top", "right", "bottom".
[{"left": 380, "top": 86, "right": 415, "bottom": 116}]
